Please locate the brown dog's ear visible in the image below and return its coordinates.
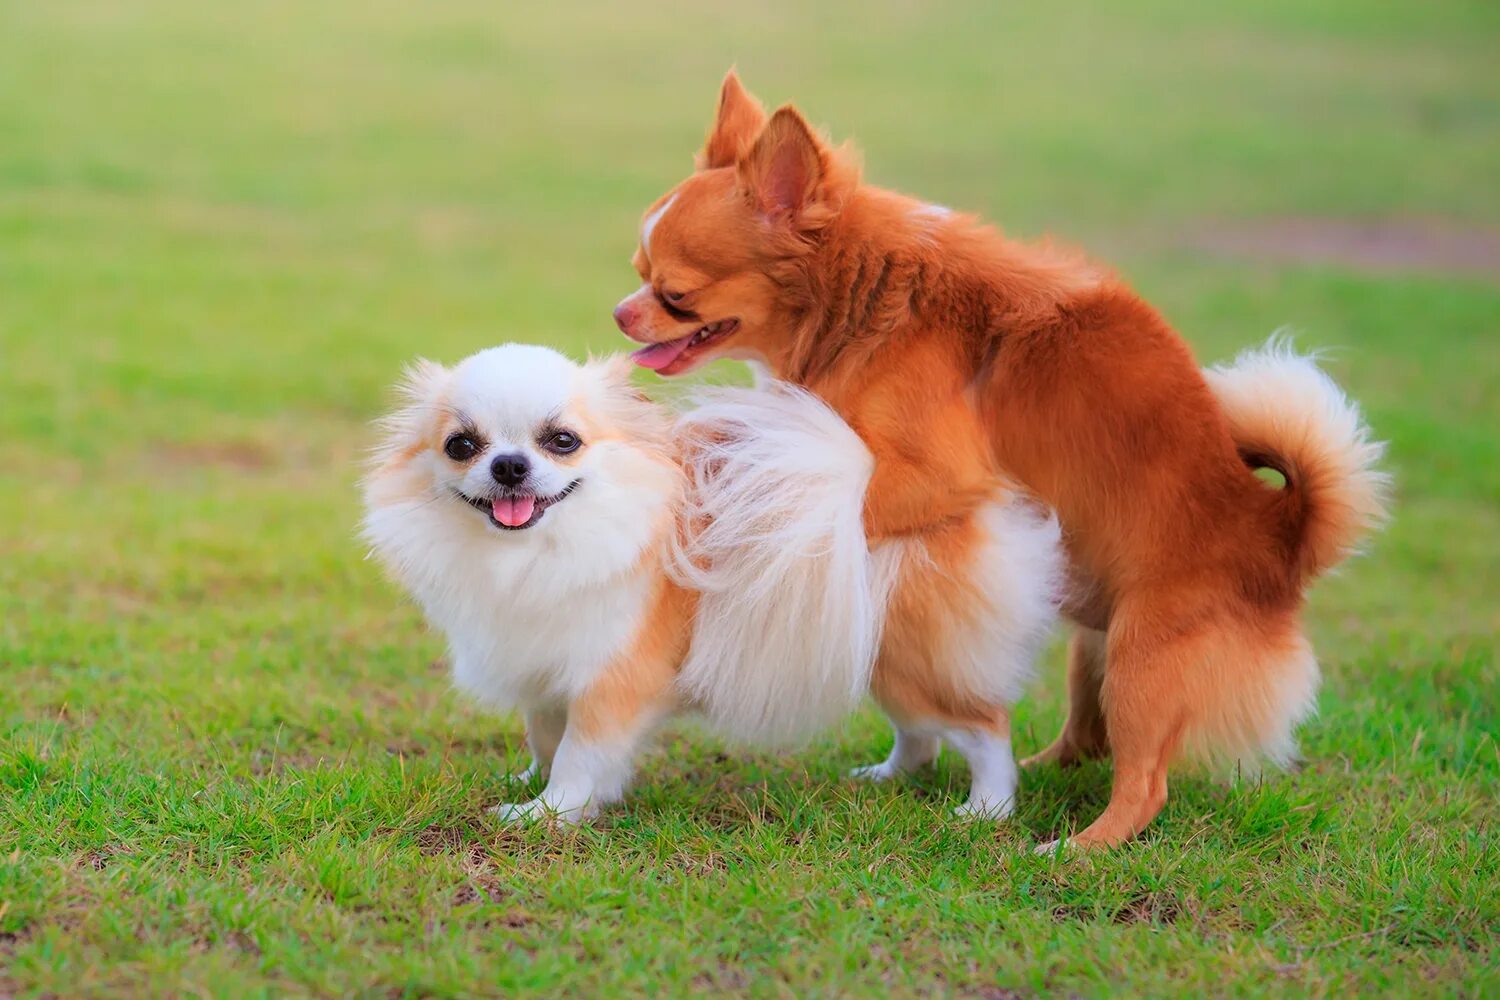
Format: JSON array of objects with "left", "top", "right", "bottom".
[
  {"left": 738, "top": 106, "right": 826, "bottom": 220},
  {"left": 698, "top": 69, "right": 768, "bottom": 170}
]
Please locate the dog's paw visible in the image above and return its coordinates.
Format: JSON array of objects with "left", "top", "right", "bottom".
[
  {"left": 506, "top": 760, "right": 541, "bottom": 785},
  {"left": 489, "top": 797, "right": 591, "bottom": 826},
  {"left": 953, "top": 797, "right": 1015, "bottom": 822},
  {"left": 847, "top": 761, "right": 901, "bottom": 782},
  {"left": 1033, "top": 838, "right": 1066, "bottom": 857},
  {"left": 489, "top": 799, "right": 544, "bottom": 824}
]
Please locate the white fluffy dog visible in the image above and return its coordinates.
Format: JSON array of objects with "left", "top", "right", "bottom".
[{"left": 363, "top": 344, "right": 1062, "bottom": 822}]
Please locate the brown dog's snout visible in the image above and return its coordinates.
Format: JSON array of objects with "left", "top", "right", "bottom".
[{"left": 612, "top": 301, "right": 637, "bottom": 334}]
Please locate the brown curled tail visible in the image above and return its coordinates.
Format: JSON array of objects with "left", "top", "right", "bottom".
[{"left": 1205, "top": 336, "right": 1391, "bottom": 583}]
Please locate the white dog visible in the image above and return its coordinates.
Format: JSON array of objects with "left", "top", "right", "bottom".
[{"left": 363, "top": 344, "right": 1062, "bottom": 822}]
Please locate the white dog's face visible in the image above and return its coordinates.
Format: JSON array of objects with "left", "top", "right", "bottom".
[
  {"left": 430, "top": 346, "right": 601, "bottom": 532},
  {"left": 364, "top": 344, "right": 679, "bottom": 597}
]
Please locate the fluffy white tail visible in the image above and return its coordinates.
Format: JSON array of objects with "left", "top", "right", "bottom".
[
  {"left": 673, "top": 381, "right": 891, "bottom": 745},
  {"left": 1204, "top": 337, "right": 1390, "bottom": 582}
]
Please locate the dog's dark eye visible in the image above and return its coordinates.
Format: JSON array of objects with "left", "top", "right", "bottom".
[
  {"left": 543, "top": 430, "right": 581, "bottom": 454},
  {"left": 662, "top": 290, "right": 686, "bottom": 306},
  {"left": 443, "top": 434, "right": 480, "bottom": 462}
]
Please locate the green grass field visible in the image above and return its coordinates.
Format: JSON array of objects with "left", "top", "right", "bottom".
[{"left": 2, "top": 1, "right": 1497, "bottom": 996}]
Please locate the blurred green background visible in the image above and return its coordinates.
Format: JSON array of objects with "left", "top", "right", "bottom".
[{"left": 1, "top": 1, "right": 1496, "bottom": 996}]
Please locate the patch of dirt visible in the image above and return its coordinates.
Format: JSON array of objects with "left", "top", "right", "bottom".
[
  {"left": 76, "top": 843, "right": 133, "bottom": 872},
  {"left": 248, "top": 750, "right": 334, "bottom": 776},
  {"left": 1051, "top": 891, "right": 1188, "bottom": 928},
  {"left": 0, "top": 926, "right": 27, "bottom": 1000},
  {"left": 410, "top": 825, "right": 518, "bottom": 909},
  {"left": 1110, "top": 891, "right": 1186, "bottom": 926},
  {"left": 1184, "top": 217, "right": 1500, "bottom": 277},
  {"left": 492, "top": 909, "right": 533, "bottom": 929},
  {"left": 691, "top": 967, "right": 751, "bottom": 993},
  {"left": 415, "top": 824, "right": 470, "bottom": 857},
  {"left": 226, "top": 930, "right": 261, "bottom": 956},
  {"left": 152, "top": 441, "right": 275, "bottom": 472},
  {"left": 666, "top": 850, "right": 728, "bottom": 877}
]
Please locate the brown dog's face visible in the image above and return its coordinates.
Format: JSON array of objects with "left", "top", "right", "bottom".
[{"left": 614, "top": 72, "right": 842, "bottom": 376}]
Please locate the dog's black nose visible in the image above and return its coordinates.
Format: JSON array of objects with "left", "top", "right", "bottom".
[{"left": 490, "top": 452, "right": 530, "bottom": 486}]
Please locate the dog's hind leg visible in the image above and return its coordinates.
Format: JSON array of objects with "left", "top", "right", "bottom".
[
  {"left": 855, "top": 496, "right": 1060, "bottom": 821},
  {"left": 944, "top": 720, "right": 1020, "bottom": 820},
  {"left": 848, "top": 722, "right": 941, "bottom": 782},
  {"left": 1022, "top": 627, "right": 1109, "bottom": 769},
  {"left": 1036, "top": 608, "right": 1204, "bottom": 852},
  {"left": 1037, "top": 602, "right": 1319, "bottom": 852},
  {"left": 511, "top": 704, "right": 567, "bottom": 784}
]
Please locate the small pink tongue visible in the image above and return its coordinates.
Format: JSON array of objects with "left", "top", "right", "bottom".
[
  {"left": 630, "top": 335, "right": 694, "bottom": 372},
  {"left": 492, "top": 494, "right": 537, "bottom": 527}
]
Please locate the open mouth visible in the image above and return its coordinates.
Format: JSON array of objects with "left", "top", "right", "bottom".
[
  {"left": 457, "top": 480, "right": 581, "bottom": 531},
  {"left": 629, "top": 318, "right": 739, "bottom": 376}
]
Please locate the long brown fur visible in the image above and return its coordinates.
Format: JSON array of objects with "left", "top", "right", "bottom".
[{"left": 615, "top": 71, "right": 1389, "bottom": 849}]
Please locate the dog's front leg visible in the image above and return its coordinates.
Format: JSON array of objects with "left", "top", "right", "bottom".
[
  {"left": 492, "top": 723, "right": 645, "bottom": 824},
  {"left": 492, "top": 643, "right": 679, "bottom": 825}
]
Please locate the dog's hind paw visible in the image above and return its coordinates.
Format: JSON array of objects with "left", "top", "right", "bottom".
[
  {"left": 489, "top": 796, "right": 591, "bottom": 826},
  {"left": 489, "top": 800, "right": 543, "bottom": 824},
  {"left": 506, "top": 760, "right": 541, "bottom": 784},
  {"left": 847, "top": 761, "right": 901, "bottom": 782},
  {"left": 953, "top": 796, "right": 1015, "bottom": 822}
]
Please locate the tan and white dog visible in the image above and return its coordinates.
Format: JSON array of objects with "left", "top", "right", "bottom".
[{"left": 363, "top": 344, "right": 1063, "bottom": 823}]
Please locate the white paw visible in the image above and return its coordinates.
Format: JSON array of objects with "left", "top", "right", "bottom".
[
  {"left": 489, "top": 797, "right": 591, "bottom": 825},
  {"left": 1033, "top": 838, "right": 1064, "bottom": 856},
  {"left": 507, "top": 760, "right": 541, "bottom": 784},
  {"left": 848, "top": 761, "right": 901, "bottom": 782},
  {"left": 953, "top": 796, "right": 1015, "bottom": 821},
  {"left": 489, "top": 799, "right": 545, "bottom": 824}
]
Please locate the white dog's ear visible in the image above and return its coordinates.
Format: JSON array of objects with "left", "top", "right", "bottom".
[
  {"left": 584, "top": 354, "right": 638, "bottom": 396},
  {"left": 371, "top": 358, "right": 450, "bottom": 465},
  {"left": 395, "top": 358, "right": 449, "bottom": 405},
  {"left": 582, "top": 354, "right": 673, "bottom": 448}
]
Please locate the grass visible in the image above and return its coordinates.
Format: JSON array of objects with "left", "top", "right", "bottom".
[{"left": 1, "top": 0, "right": 1497, "bottom": 996}]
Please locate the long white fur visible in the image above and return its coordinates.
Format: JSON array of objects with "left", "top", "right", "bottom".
[{"left": 673, "top": 381, "right": 894, "bottom": 745}]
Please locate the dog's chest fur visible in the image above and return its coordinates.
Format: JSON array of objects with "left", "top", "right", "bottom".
[
  {"left": 442, "top": 567, "right": 652, "bottom": 710},
  {"left": 365, "top": 495, "right": 657, "bottom": 711}
]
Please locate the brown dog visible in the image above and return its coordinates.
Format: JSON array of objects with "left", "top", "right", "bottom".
[{"left": 612, "top": 71, "right": 1388, "bottom": 849}]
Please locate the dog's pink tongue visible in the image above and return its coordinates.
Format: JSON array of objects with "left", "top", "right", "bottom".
[
  {"left": 630, "top": 336, "right": 692, "bottom": 372},
  {"left": 492, "top": 495, "right": 536, "bottom": 527}
]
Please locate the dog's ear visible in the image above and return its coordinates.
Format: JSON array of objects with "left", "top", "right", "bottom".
[
  {"left": 584, "top": 354, "right": 639, "bottom": 396},
  {"left": 372, "top": 358, "right": 450, "bottom": 463},
  {"left": 698, "top": 69, "right": 768, "bottom": 171},
  {"left": 395, "top": 358, "right": 448, "bottom": 405},
  {"left": 583, "top": 355, "right": 674, "bottom": 447},
  {"left": 738, "top": 106, "right": 827, "bottom": 220}
]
